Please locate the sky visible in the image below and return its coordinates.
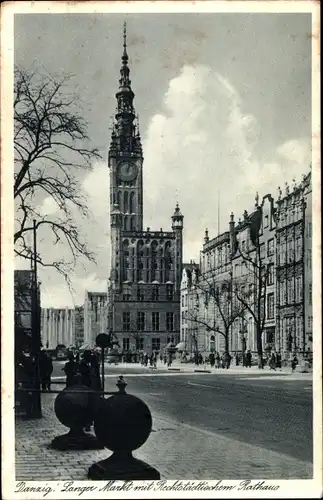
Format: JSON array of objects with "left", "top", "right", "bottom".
[{"left": 14, "top": 12, "right": 312, "bottom": 308}]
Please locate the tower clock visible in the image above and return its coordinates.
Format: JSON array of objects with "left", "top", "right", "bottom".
[{"left": 117, "top": 161, "right": 138, "bottom": 182}]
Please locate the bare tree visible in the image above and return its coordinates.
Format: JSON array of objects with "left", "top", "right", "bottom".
[
  {"left": 184, "top": 276, "right": 246, "bottom": 354},
  {"left": 14, "top": 67, "right": 101, "bottom": 285}
]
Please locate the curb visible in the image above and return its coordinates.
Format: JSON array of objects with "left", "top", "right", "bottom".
[
  {"left": 168, "top": 368, "right": 181, "bottom": 372},
  {"left": 194, "top": 370, "right": 211, "bottom": 373}
]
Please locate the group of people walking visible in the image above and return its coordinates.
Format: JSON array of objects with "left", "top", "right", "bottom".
[
  {"left": 208, "top": 351, "right": 232, "bottom": 369},
  {"left": 62, "top": 350, "right": 102, "bottom": 390}
]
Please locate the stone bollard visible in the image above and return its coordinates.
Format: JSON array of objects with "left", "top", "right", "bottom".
[
  {"left": 51, "top": 385, "right": 104, "bottom": 450},
  {"left": 88, "top": 376, "right": 160, "bottom": 480}
]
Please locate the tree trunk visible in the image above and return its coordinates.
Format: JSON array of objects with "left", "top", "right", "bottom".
[
  {"left": 256, "top": 325, "right": 264, "bottom": 369},
  {"left": 224, "top": 331, "right": 229, "bottom": 353}
]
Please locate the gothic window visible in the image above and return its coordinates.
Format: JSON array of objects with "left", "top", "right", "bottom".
[
  {"left": 166, "top": 312, "right": 174, "bottom": 331},
  {"left": 165, "top": 242, "right": 172, "bottom": 281},
  {"left": 137, "top": 287, "right": 144, "bottom": 301},
  {"left": 136, "top": 337, "right": 144, "bottom": 351},
  {"left": 123, "top": 312, "right": 130, "bottom": 331},
  {"left": 151, "top": 241, "right": 158, "bottom": 281},
  {"left": 122, "top": 240, "right": 130, "bottom": 281},
  {"left": 136, "top": 240, "right": 144, "bottom": 281},
  {"left": 130, "top": 192, "right": 135, "bottom": 213},
  {"left": 152, "top": 285, "right": 159, "bottom": 301},
  {"left": 295, "top": 236, "right": 302, "bottom": 261},
  {"left": 117, "top": 191, "right": 121, "bottom": 206},
  {"left": 152, "top": 312, "right": 160, "bottom": 332},
  {"left": 124, "top": 191, "right": 129, "bottom": 213},
  {"left": 137, "top": 312, "right": 145, "bottom": 331},
  {"left": 130, "top": 216, "right": 135, "bottom": 231},
  {"left": 166, "top": 284, "right": 173, "bottom": 301}
]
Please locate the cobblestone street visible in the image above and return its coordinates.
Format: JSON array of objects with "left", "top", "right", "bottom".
[{"left": 15, "top": 373, "right": 313, "bottom": 481}]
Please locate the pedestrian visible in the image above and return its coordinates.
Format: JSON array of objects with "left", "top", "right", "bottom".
[
  {"left": 198, "top": 353, "right": 203, "bottom": 365},
  {"left": 78, "top": 351, "right": 93, "bottom": 432},
  {"left": 39, "top": 350, "right": 53, "bottom": 391},
  {"left": 246, "top": 350, "right": 252, "bottom": 368},
  {"left": 269, "top": 352, "right": 276, "bottom": 371},
  {"left": 209, "top": 352, "right": 215, "bottom": 368},
  {"left": 163, "top": 353, "right": 167, "bottom": 365},
  {"left": 62, "top": 353, "right": 78, "bottom": 387},
  {"left": 224, "top": 352, "right": 232, "bottom": 369},
  {"left": 79, "top": 351, "right": 92, "bottom": 387},
  {"left": 291, "top": 355, "right": 298, "bottom": 373},
  {"left": 90, "top": 352, "right": 102, "bottom": 391},
  {"left": 215, "top": 352, "right": 221, "bottom": 368},
  {"left": 167, "top": 352, "right": 172, "bottom": 367},
  {"left": 235, "top": 353, "right": 240, "bottom": 366},
  {"left": 144, "top": 353, "right": 149, "bottom": 367},
  {"left": 276, "top": 352, "right": 282, "bottom": 369}
]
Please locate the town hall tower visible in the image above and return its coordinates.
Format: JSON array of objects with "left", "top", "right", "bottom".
[{"left": 108, "top": 24, "right": 183, "bottom": 354}]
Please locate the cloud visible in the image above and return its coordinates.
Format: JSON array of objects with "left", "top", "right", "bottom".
[
  {"left": 142, "top": 64, "right": 310, "bottom": 262},
  {"left": 18, "top": 65, "right": 310, "bottom": 307}
]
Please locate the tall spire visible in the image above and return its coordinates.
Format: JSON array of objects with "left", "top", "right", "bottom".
[
  {"left": 119, "top": 21, "right": 131, "bottom": 90},
  {"left": 122, "top": 21, "right": 128, "bottom": 66},
  {"left": 110, "top": 22, "right": 142, "bottom": 157}
]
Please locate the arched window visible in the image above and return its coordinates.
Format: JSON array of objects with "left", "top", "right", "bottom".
[
  {"left": 130, "top": 215, "right": 135, "bottom": 231},
  {"left": 117, "top": 191, "right": 122, "bottom": 207},
  {"left": 151, "top": 241, "right": 158, "bottom": 281},
  {"left": 136, "top": 240, "right": 144, "bottom": 281},
  {"left": 130, "top": 192, "right": 135, "bottom": 213},
  {"left": 122, "top": 240, "right": 130, "bottom": 281},
  {"left": 124, "top": 191, "right": 129, "bottom": 213},
  {"left": 164, "top": 241, "right": 173, "bottom": 281}
]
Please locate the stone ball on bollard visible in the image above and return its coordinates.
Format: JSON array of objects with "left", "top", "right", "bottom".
[
  {"left": 94, "top": 393, "right": 152, "bottom": 452},
  {"left": 89, "top": 390, "right": 160, "bottom": 480},
  {"left": 52, "top": 385, "right": 103, "bottom": 450},
  {"left": 54, "top": 385, "right": 96, "bottom": 430}
]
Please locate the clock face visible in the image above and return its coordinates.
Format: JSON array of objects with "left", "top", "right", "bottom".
[{"left": 117, "top": 161, "right": 137, "bottom": 182}]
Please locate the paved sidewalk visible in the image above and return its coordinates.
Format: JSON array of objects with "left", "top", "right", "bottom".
[{"left": 15, "top": 387, "right": 312, "bottom": 481}]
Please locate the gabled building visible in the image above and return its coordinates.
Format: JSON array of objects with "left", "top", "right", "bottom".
[{"left": 275, "top": 172, "right": 312, "bottom": 360}]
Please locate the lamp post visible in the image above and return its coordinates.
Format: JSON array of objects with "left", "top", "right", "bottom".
[
  {"left": 31, "top": 219, "right": 42, "bottom": 418},
  {"left": 96, "top": 331, "right": 120, "bottom": 395}
]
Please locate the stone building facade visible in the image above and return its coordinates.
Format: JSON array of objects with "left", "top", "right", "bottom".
[
  {"left": 200, "top": 231, "right": 232, "bottom": 353},
  {"left": 40, "top": 307, "right": 75, "bottom": 349},
  {"left": 180, "top": 263, "right": 201, "bottom": 355},
  {"left": 108, "top": 25, "right": 183, "bottom": 354},
  {"left": 182, "top": 173, "right": 312, "bottom": 360},
  {"left": 275, "top": 172, "right": 312, "bottom": 359},
  {"left": 83, "top": 292, "right": 108, "bottom": 346},
  {"left": 74, "top": 305, "right": 84, "bottom": 348}
]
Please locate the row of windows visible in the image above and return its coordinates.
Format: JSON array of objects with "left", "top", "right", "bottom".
[
  {"left": 279, "top": 276, "right": 303, "bottom": 305},
  {"left": 123, "top": 284, "right": 174, "bottom": 302},
  {"left": 112, "top": 191, "right": 138, "bottom": 212},
  {"left": 122, "top": 336, "right": 175, "bottom": 351},
  {"left": 123, "top": 311, "right": 175, "bottom": 332}
]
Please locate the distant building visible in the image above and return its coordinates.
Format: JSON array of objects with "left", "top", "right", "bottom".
[
  {"left": 74, "top": 305, "right": 84, "bottom": 348},
  {"left": 275, "top": 172, "right": 312, "bottom": 359},
  {"left": 180, "top": 262, "right": 200, "bottom": 354},
  {"left": 83, "top": 292, "right": 108, "bottom": 346},
  {"left": 14, "top": 269, "right": 39, "bottom": 353},
  {"left": 200, "top": 230, "right": 231, "bottom": 353},
  {"left": 40, "top": 308, "right": 75, "bottom": 349}
]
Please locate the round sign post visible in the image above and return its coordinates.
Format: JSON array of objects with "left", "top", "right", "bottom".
[{"left": 96, "top": 333, "right": 113, "bottom": 394}]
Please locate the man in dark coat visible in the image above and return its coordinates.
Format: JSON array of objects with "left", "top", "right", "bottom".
[
  {"left": 63, "top": 353, "right": 78, "bottom": 387},
  {"left": 39, "top": 350, "right": 53, "bottom": 391}
]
